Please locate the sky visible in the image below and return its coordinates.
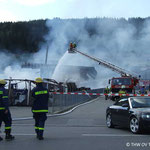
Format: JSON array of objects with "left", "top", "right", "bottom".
[{"left": 0, "top": 0, "right": 150, "bottom": 22}]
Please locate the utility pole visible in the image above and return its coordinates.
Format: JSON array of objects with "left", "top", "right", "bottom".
[{"left": 45, "top": 45, "right": 49, "bottom": 64}]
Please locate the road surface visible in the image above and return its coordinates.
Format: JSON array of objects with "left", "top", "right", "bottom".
[{"left": 0, "top": 97, "right": 150, "bottom": 150}]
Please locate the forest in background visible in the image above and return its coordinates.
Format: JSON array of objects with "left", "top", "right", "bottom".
[{"left": 0, "top": 19, "right": 48, "bottom": 54}]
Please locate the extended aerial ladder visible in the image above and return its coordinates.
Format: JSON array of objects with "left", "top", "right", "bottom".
[{"left": 68, "top": 44, "right": 138, "bottom": 78}]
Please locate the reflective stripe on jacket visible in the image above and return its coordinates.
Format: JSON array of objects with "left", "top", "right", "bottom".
[{"left": 119, "top": 90, "right": 126, "bottom": 94}]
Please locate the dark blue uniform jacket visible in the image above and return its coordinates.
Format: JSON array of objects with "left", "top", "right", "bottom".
[
  {"left": 0, "top": 87, "right": 9, "bottom": 111},
  {"left": 31, "top": 84, "right": 49, "bottom": 113}
]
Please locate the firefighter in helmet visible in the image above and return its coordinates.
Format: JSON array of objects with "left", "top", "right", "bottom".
[
  {"left": 73, "top": 42, "right": 77, "bottom": 48},
  {"left": 104, "top": 86, "right": 110, "bottom": 100},
  {"left": 140, "top": 86, "right": 146, "bottom": 94},
  {"left": 0, "top": 79, "right": 15, "bottom": 141},
  {"left": 119, "top": 85, "right": 126, "bottom": 97},
  {"left": 31, "top": 77, "right": 49, "bottom": 140},
  {"left": 70, "top": 42, "right": 73, "bottom": 49}
]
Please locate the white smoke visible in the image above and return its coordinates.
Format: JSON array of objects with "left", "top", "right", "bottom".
[
  {"left": 1, "top": 17, "right": 150, "bottom": 89},
  {"left": 44, "top": 18, "right": 150, "bottom": 88},
  {"left": 0, "top": 50, "right": 40, "bottom": 80},
  {"left": 14, "top": 0, "right": 55, "bottom": 6},
  {"left": 1, "top": 66, "right": 39, "bottom": 79}
]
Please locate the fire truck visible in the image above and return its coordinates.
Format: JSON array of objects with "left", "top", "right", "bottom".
[{"left": 68, "top": 43, "right": 140, "bottom": 100}]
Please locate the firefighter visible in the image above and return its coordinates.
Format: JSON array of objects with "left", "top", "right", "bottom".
[
  {"left": 104, "top": 86, "right": 109, "bottom": 100},
  {"left": 140, "top": 86, "right": 146, "bottom": 94},
  {"left": 70, "top": 42, "right": 74, "bottom": 49},
  {"left": 73, "top": 43, "right": 77, "bottom": 48},
  {"left": 31, "top": 77, "right": 49, "bottom": 140},
  {"left": 0, "top": 79, "right": 14, "bottom": 141},
  {"left": 119, "top": 86, "right": 126, "bottom": 97}
]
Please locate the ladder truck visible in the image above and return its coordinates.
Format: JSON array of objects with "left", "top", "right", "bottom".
[{"left": 68, "top": 43, "right": 140, "bottom": 100}]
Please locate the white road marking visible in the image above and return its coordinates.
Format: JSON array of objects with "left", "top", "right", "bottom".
[
  {"left": 12, "top": 124, "right": 106, "bottom": 127},
  {"left": 82, "top": 134, "right": 149, "bottom": 137},
  {"left": 1, "top": 133, "right": 148, "bottom": 137},
  {"left": 13, "top": 117, "right": 33, "bottom": 121},
  {"left": 1, "top": 133, "right": 36, "bottom": 136}
]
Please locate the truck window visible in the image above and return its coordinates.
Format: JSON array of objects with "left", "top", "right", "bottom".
[{"left": 112, "top": 78, "right": 131, "bottom": 85}]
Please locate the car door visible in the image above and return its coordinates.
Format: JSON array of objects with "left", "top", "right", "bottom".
[
  {"left": 111, "top": 100, "right": 123, "bottom": 125},
  {"left": 116, "top": 98, "right": 130, "bottom": 127},
  {"left": 108, "top": 105, "right": 120, "bottom": 125}
]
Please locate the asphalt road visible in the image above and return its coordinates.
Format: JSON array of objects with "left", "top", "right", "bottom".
[{"left": 0, "top": 97, "right": 150, "bottom": 150}]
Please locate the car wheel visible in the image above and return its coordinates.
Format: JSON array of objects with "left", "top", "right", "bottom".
[
  {"left": 106, "top": 114, "right": 114, "bottom": 128},
  {"left": 130, "top": 117, "right": 140, "bottom": 134}
]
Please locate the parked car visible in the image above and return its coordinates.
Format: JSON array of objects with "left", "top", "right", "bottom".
[{"left": 106, "top": 96, "right": 150, "bottom": 133}]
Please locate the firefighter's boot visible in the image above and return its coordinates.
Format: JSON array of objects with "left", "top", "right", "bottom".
[
  {"left": 38, "top": 135, "right": 44, "bottom": 140},
  {"left": 0, "top": 136, "right": 3, "bottom": 141},
  {"left": 5, "top": 130, "right": 15, "bottom": 141},
  {"left": 38, "top": 130, "right": 44, "bottom": 140}
]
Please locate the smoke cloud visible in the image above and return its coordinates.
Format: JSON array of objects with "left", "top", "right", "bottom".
[
  {"left": 0, "top": 50, "right": 39, "bottom": 80},
  {"left": 44, "top": 18, "right": 150, "bottom": 88},
  {"left": 1, "top": 18, "right": 150, "bottom": 89}
]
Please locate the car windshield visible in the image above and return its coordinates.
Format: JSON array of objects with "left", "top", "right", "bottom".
[
  {"left": 112, "top": 78, "right": 131, "bottom": 85},
  {"left": 130, "top": 97, "right": 150, "bottom": 108}
]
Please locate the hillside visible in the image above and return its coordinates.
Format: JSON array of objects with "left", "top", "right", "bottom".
[{"left": 0, "top": 19, "right": 48, "bottom": 53}]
